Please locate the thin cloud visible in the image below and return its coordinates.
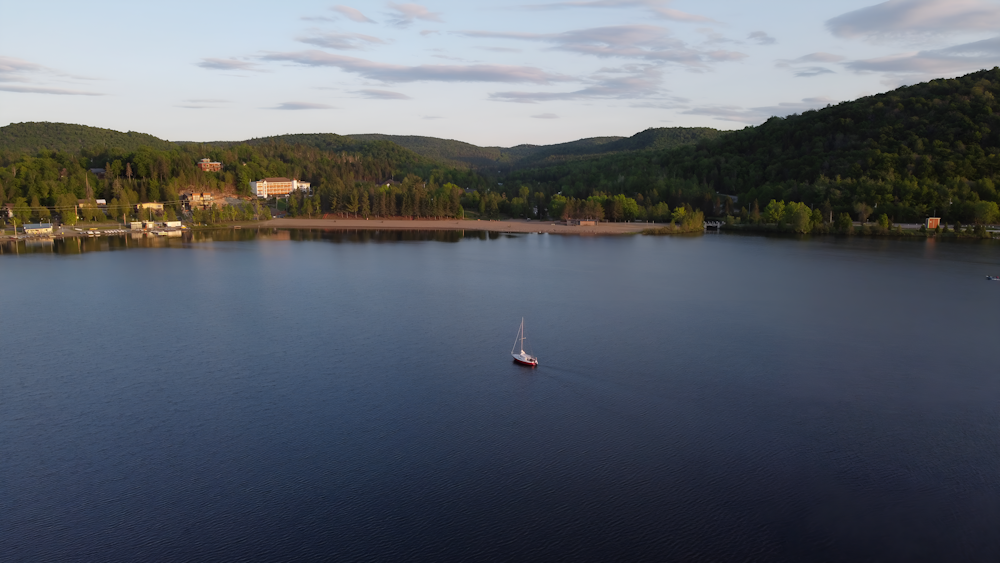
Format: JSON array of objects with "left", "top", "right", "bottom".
[
  {"left": 178, "top": 98, "right": 231, "bottom": 109},
  {"left": 683, "top": 97, "right": 837, "bottom": 124},
  {"left": 748, "top": 31, "right": 776, "bottom": 45},
  {"left": 270, "top": 102, "right": 336, "bottom": 110},
  {"left": 0, "top": 56, "right": 103, "bottom": 94},
  {"left": 423, "top": 115, "right": 444, "bottom": 119},
  {"left": 827, "top": 0, "right": 1000, "bottom": 39},
  {"left": 698, "top": 28, "right": 738, "bottom": 45},
  {"left": 0, "top": 84, "right": 103, "bottom": 96},
  {"left": 531, "top": 113, "right": 559, "bottom": 118},
  {"left": 197, "top": 58, "right": 263, "bottom": 72},
  {"left": 261, "top": 50, "right": 572, "bottom": 83},
  {"left": 387, "top": 3, "right": 443, "bottom": 26},
  {"left": 490, "top": 64, "right": 664, "bottom": 103},
  {"left": 845, "top": 35, "right": 1000, "bottom": 74},
  {"left": 776, "top": 52, "right": 845, "bottom": 77},
  {"left": 479, "top": 46, "right": 523, "bottom": 53},
  {"left": 520, "top": 0, "right": 715, "bottom": 23},
  {"left": 332, "top": 5, "right": 376, "bottom": 23},
  {"left": 650, "top": 6, "right": 714, "bottom": 22},
  {"left": 464, "top": 25, "right": 746, "bottom": 69},
  {"left": 297, "top": 30, "right": 387, "bottom": 50},
  {"left": 357, "top": 89, "right": 411, "bottom": 99},
  {"left": 0, "top": 56, "right": 46, "bottom": 75},
  {"left": 301, "top": 16, "right": 337, "bottom": 22},
  {"left": 792, "top": 67, "right": 836, "bottom": 77}
]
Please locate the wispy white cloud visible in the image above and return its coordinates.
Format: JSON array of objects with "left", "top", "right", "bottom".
[
  {"left": 0, "top": 56, "right": 46, "bottom": 75},
  {"left": 683, "top": 97, "right": 837, "bottom": 123},
  {"left": 748, "top": 31, "right": 776, "bottom": 45},
  {"left": 270, "top": 102, "right": 336, "bottom": 110},
  {"left": 844, "top": 35, "right": 1000, "bottom": 74},
  {"left": 261, "top": 50, "right": 571, "bottom": 83},
  {"left": 490, "top": 64, "right": 664, "bottom": 103},
  {"left": 479, "top": 46, "right": 523, "bottom": 53},
  {"left": 297, "top": 30, "right": 387, "bottom": 50},
  {"left": 0, "top": 84, "right": 103, "bottom": 96},
  {"left": 463, "top": 25, "right": 746, "bottom": 69},
  {"left": 531, "top": 113, "right": 559, "bottom": 118},
  {"left": 0, "top": 56, "right": 103, "bottom": 95},
  {"left": 776, "top": 52, "right": 845, "bottom": 77},
  {"left": 356, "top": 89, "right": 411, "bottom": 99},
  {"left": 827, "top": 0, "right": 1000, "bottom": 39},
  {"left": 332, "top": 5, "right": 376, "bottom": 23},
  {"left": 387, "top": 3, "right": 443, "bottom": 26},
  {"left": 197, "top": 58, "right": 264, "bottom": 72},
  {"left": 177, "top": 98, "right": 231, "bottom": 109},
  {"left": 520, "top": 0, "right": 714, "bottom": 23}
]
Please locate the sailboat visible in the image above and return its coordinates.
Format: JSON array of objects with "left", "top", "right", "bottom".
[{"left": 511, "top": 318, "right": 539, "bottom": 367}]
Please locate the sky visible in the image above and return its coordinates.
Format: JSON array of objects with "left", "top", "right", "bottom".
[{"left": 3, "top": 0, "right": 1000, "bottom": 147}]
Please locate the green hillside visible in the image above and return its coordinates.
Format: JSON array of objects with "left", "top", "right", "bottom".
[
  {"left": 502, "top": 127, "right": 724, "bottom": 169},
  {"left": 347, "top": 127, "right": 723, "bottom": 170},
  {"left": 347, "top": 134, "right": 505, "bottom": 168},
  {"left": 510, "top": 67, "right": 1000, "bottom": 224},
  {"left": 0, "top": 122, "right": 174, "bottom": 155},
  {"left": 214, "top": 133, "right": 440, "bottom": 176}
]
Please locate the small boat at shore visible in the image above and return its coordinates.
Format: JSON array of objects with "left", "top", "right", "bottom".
[{"left": 511, "top": 318, "right": 538, "bottom": 367}]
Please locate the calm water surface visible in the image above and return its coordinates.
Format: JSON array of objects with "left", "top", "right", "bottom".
[{"left": 1, "top": 230, "right": 999, "bottom": 561}]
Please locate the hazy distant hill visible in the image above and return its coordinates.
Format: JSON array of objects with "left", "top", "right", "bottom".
[
  {"left": 0, "top": 122, "right": 174, "bottom": 155},
  {"left": 218, "top": 133, "right": 437, "bottom": 173},
  {"left": 0, "top": 122, "right": 723, "bottom": 174},
  {"left": 346, "top": 134, "right": 506, "bottom": 169},
  {"left": 347, "top": 127, "right": 724, "bottom": 170}
]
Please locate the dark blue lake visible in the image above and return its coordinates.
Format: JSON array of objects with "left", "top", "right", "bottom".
[{"left": 2, "top": 230, "right": 999, "bottom": 561}]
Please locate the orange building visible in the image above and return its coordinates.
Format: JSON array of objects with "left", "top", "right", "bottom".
[{"left": 197, "top": 158, "right": 222, "bottom": 172}]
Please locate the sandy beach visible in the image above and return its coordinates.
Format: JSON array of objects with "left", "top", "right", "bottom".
[{"left": 260, "top": 217, "right": 662, "bottom": 235}]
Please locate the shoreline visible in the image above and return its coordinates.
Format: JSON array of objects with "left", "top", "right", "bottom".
[{"left": 257, "top": 217, "right": 661, "bottom": 235}]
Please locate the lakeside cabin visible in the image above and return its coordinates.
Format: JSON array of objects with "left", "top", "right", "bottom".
[{"left": 23, "top": 223, "right": 53, "bottom": 236}]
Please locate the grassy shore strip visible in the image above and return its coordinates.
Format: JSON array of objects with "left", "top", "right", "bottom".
[{"left": 259, "top": 217, "right": 661, "bottom": 235}]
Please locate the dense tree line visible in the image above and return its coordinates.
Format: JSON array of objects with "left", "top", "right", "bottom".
[
  {"left": 0, "top": 140, "right": 485, "bottom": 223},
  {"left": 507, "top": 67, "right": 1000, "bottom": 225},
  {"left": 8, "top": 68, "right": 1000, "bottom": 228}
]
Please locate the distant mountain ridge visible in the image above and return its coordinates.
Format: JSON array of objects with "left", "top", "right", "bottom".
[
  {"left": 346, "top": 128, "right": 725, "bottom": 169},
  {"left": 0, "top": 122, "right": 724, "bottom": 172}
]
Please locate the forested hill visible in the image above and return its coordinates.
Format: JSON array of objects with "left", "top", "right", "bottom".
[
  {"left": 0, "top": 121, "right": 722, "bottom": 174},
  {"left": 679, "top": 66, "right": 1000, "bottom": 196},
  {"left": 347, "top": 127, "right": 723, "bottom": 170},
  {"left": 0, "top": 122, "right": 174, "bottom": 155},
  {"left": 212, "top": 133, "right": 437, "bottom": 176},
  {"left": 510, "top": 67, "right": 1000, "bottom": 224},
  {"left": 346, "top": 134, "right": 505, "bottom": 169}
]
